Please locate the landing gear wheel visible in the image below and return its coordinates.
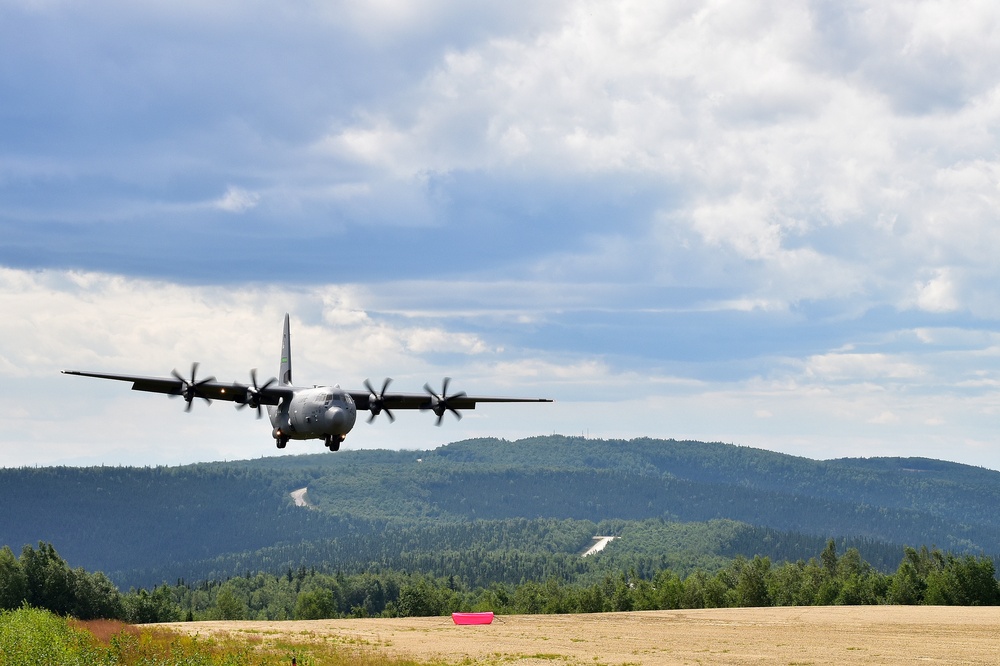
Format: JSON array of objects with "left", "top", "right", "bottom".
[
  {"left": 325, "top": 435, "right": 341, "bottom": 452},
  {"left": 276, "top": 437, "right": 288, "bottom": 449}
]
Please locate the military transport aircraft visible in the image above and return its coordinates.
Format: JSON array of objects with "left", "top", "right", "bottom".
[{"left": 63, "top": 314, "right": 552, "bottom": 451}]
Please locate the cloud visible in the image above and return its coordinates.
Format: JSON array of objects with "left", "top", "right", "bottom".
[
  {"left": 284, "top": 1, "right": 1000, "bottom": 322},
  {"left": 0, "top": 268, "right": 569, "bottom": 463},
  {"left": 869, "top": 411, "right": 900, "bottom": 425},
  {"left": 914, "top": 268, "right": 960, "bottom": 313},
  {"left": 214, "top": 187, "right": 260, "bottom": 213},
  {"left": 6, "top": 0, "right": 1000, "bottom": 317},
  {"left": 2, "top": 266, "right": 999, "bottom": 468},
  {"left": 803, "top": 352, "right": 925, "bottom": 382},
  {"left": 3, "top": 2, "right": 1000, "bottom": 470}
]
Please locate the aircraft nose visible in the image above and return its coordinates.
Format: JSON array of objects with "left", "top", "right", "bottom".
[{"left": 325, "top": 406, "right": 353, "bottom": 433}]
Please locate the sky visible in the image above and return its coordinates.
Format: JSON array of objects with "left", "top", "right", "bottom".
[{"left": 2, "top": 0, "right": 1000, "bottom": 469}]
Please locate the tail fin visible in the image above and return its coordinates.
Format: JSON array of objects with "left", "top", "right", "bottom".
[{"left": 279, "top": 313, "right": 292, "bottom": 386}]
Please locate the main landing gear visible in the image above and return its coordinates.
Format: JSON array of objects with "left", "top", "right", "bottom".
[{"left": 272, "top": 430, "right": 344, "bottom": 452}]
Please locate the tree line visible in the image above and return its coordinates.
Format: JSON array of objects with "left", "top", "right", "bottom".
[
  {"left": 171, "top": 541, "right": 999, "bottom": 620},
  {"left": 2, "top": 540, "right": 996, "bottom": 624},
  {"left": 124, "top": 517, "right": 914, "bottom": 593},
  {"left": 0, "top": 544, "right": 175, "bottom": 623}
]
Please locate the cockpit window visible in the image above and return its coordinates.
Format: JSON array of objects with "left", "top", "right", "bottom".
[
  {"left": 323, "top": 392, "right": 346, "bottom": 406},
  {"left": 320, "top": 391, "right": 353, "bottom": 407}
]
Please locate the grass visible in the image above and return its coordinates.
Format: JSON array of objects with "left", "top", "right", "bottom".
[{"left": 0, "top": 606, "right": 441, "bottom": 666}]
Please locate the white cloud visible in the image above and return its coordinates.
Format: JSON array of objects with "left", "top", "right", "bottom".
[
  {"left": 489, "top": 358, "right": 613, "bottom": 384},
  {"left": 297, "top": 0, "right": 1000, "bottom": 318},
  {"left": 5, "top": 2, "right": 1000, "bottom": 471},
  {"left": 3, "top": 265, "right": 1000, "bottom": 469},
  {"left": 869, "top": 411, "right": 900, "bottom": 425},
  {"left": 9, "top": 0, "right": 1000, "bottom": 319},
  {"left": 914, "top": 268, "right": 960, "bottom": 313},
  {"left": 0, "top": 268, "right": 566, "bottom": 465},
  {"left": 214, "top": 186, "right": 261, "bottom": 213},
  {"left": 803, "top": 352, "right": 924, "bottom": 382}
]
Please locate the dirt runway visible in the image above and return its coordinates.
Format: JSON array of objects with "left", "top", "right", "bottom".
[{"left": 169, "top": 606, "right": 1000, "bottom": 665}]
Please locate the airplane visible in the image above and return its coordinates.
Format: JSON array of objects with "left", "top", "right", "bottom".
[{"left": 63, "top": 314, "right": 552, "bottom": 451}]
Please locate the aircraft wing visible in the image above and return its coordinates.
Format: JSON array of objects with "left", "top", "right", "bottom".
[
  {"left": 349, "top": 390, "right": 552, "bottom": 411},
  {"left": 348, "top": 378, "right": 551, "bottom": 425},
  {"left": 61, "top": 370, "right": 294, "bottom": 406},
  {"left": 348, "top": 384, "right": 552, "bottom": 425}
]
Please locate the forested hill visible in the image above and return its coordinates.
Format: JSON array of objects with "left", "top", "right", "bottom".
[
  {"left": 240, "top": 436, "right": 1000, "bottom": 549},
  {"left": 1, "top": 435, "right": 998, "bottom": 589}
]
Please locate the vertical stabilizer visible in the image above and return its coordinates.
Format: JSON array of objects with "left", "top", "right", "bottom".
[{"left": 279, "top": 313, "right": 292, "bottom": 386}]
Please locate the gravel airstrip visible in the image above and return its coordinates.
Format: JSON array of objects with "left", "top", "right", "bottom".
[{"left": 164, "top": 606, "right": 1000, "bottom": 665}]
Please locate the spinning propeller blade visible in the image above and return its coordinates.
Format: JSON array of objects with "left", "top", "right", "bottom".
[
  {"left": 364, "top": 377, "right": 396, "bottom": 423},
  {"left": 237, "top": 368, "right": 277, "bottom": 418},
  {"left": 171, "top": 362, "right": 215, "bottom": 411},
  {"left": 423, "top": 377, "right": 467, "bottom": 425}
]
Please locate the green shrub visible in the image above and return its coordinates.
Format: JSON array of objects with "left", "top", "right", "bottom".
[{"left": 0, "top": 605, "right": 98, "bottom": 665}]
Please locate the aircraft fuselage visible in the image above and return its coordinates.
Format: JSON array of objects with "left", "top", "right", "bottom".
[{"left": 269, "top": 387, "right": 357, "bottom": 449}]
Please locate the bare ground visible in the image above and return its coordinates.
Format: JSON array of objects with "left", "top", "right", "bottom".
[{"left": 163, "top": 606, "right": 1000, "bottom": 665}]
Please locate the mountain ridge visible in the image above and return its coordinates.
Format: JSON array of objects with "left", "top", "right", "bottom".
[{"left": 1, "top": 435, "right": 997, "bottom": 589}]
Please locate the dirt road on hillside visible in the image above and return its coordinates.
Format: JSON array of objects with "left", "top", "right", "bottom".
[{"left": 163, "top": 606, "right": 1000, "bottom": 665}]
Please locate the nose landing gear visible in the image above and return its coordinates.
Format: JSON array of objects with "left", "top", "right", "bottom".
[{"left": 324, "top": 435, "right": 344, "bottom": 452}]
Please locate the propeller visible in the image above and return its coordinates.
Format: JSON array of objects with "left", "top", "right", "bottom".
[
  {"left": 171, "top": 363, "right": 216, "bottom": 412},
  {"left": 423, "top": 377, "right": 467, "bottom": 426},
  {"left": 364, "top": 378, "right": 396, "bottom": 423},
  {"left": 238, "top": 368, "right": 277, "bottom": 419}
]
